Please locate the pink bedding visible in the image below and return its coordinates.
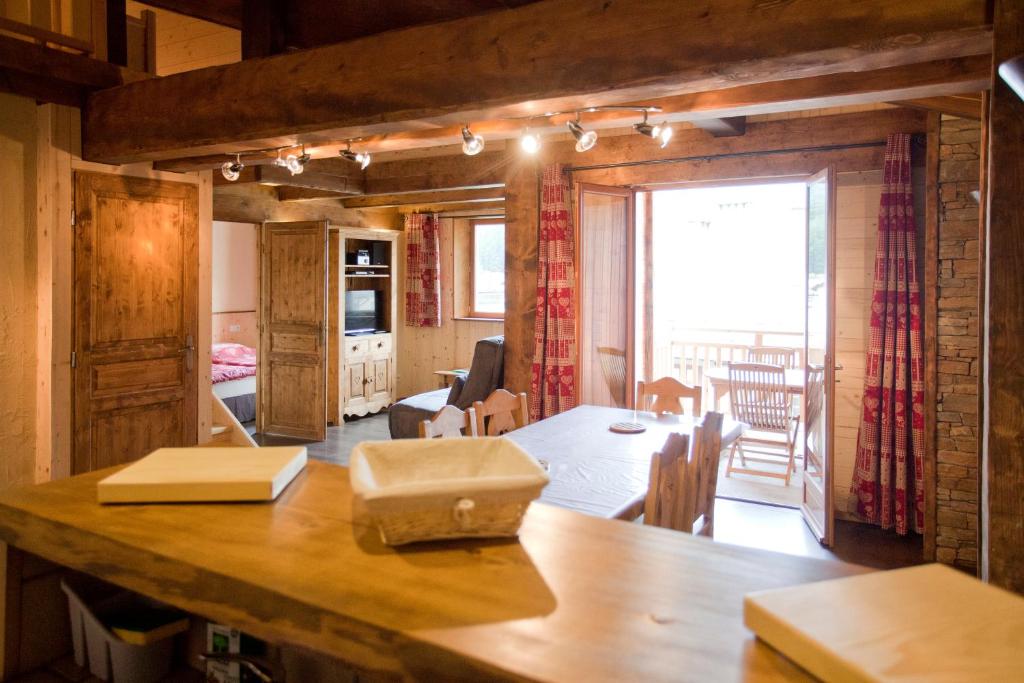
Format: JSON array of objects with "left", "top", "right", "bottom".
[
  {"left": 212, "top": 343, "right": 257, "bottom": 367},
  {"left": 212, "top": 363, "right": 256, "bottom": 384}
]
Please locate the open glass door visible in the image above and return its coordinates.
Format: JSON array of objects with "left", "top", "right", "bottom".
[
  {"left": 577, "top": 184, "right": 635, "bottom": 408},
  {"left": 803, "top": 167, "right": 836, "bottom": 545}
]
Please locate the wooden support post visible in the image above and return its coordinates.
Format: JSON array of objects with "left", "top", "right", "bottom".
[
  {"left": 923, "top": 112, "right": 940, "bottom": 562},
  {"left": 105, "top": 0, "right": 126, "bottom": 66},
  {"left": 982, "top": 0, "right": 1024, "bottom": 593}
]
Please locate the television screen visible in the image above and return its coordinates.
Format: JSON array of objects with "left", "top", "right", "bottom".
[{"left": 345, "top": 290, "right": 381, "bottom": 333}]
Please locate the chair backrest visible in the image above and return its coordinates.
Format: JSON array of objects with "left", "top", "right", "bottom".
[
  {"left": 804, "top": 364, "right": 826, "bottom": 433},
  {"left": 642, "top": 411, "right": 725, "bottom": 535},
  {"left": 448, "top": 336, "right": 504, "bottom": 409},
  {"left": 727, "top": 362, "right": 790, "bottom": 431},
  {"left": 637, "top": 376, "right": 702, "bottom": 416},
  {"left": 747, "top": 346, "right": 798, "bottom": 368},
  {"left": 473, "top": 389, "right": 529, "bottom": 436},
  {"left": 596, "top": 346, "right": 627, "bottom": 408},
  {"left": 419, "top": 405, "right": 478, "bottom": 438}
]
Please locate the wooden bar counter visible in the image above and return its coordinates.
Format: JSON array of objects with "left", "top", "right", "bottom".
[{"left": 0, "top": 461, "right": 866, "bottom": 681}]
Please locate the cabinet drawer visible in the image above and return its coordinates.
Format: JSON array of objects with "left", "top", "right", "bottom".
[
  {"left": 369, "top": 334, "right": 392, "bottom": 356},
  {"left": 345, "top": 338, "right": 370, "bottom": 357}
]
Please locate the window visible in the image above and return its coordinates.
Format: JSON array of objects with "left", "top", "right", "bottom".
[{"left": 471, "top": 220, "right": 505, "bottom": 317}]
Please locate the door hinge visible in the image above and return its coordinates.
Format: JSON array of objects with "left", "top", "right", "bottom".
[{"left": 70, "top": 351, "right": 77, "bottom": 368}]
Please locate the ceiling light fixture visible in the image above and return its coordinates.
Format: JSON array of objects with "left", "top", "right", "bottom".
[
  {"left": 520, "top": 128, "right": 542, "bottom": 155},
  {"left": 461, "top": 125, "right": 485, "bottom": 156},
  {"left": 284, "top": 148, "right": 310, "bottom": 175},
  {"left": 567, "top": 117, "right": 597, "bottom": 153},
  {"left": 340, "top": 143, "right": 372, "bottom": 170},
  {"left": 220, "top": 154, "right": 244, "bottom": 182},
  {"left": 634, "top": 112, "right": 673, "bottom": 148}
]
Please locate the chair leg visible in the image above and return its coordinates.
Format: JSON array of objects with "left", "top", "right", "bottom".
[
  {"left": 738, "top": 441, "right": 747, "bottom": 467},
  {"left": 784, "top": 431, "right": 796, "bottom": 486},
  {"left": 726, "top": 441, "right": 737, "bottom": 477}
]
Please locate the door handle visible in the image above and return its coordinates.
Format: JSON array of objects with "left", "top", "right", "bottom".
[{"left": 180, "top": 334, "right": 194, "bottom": 372}]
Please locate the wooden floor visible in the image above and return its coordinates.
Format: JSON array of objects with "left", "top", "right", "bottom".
[{"left": 255, "top": 411, "right": 923, "bottom": 570}]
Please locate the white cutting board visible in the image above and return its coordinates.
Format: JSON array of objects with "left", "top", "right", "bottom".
[
  {"left": 97, "top": 447, "right": 307, "bottom": 504},
  {"left": 744, "top": 563, "right": 1024, "bottom": 682}
]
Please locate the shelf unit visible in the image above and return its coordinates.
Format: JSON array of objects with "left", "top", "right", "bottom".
[{"left": 327, "top": 227, "right": 399, "bottom": 423}]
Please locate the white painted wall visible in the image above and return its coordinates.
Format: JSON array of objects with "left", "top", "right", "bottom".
[{"left": 212, "top": 221, "right": 258, "bottom": 314}]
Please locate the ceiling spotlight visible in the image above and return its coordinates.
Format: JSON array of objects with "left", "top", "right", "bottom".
[
  {"left": 220, "top": 154, "right": 244, "bottom": 182},
  {"left": 635, "top": 112, "right": 673, "bottom": 148},
  {"left": 520, "top": 128, "right": 542, "bottom": 155},
  {"left": 567, "top": 117, "right": 597, "bottom": 153},
  {"left": 461, "top": 126, "right": 485, "bottom": 156},
  {"left": 340, "top": 144, "right": 372, "bottom": 170},
  {"left": 284, "top": 149, "right": 310, "bottom": 175}
]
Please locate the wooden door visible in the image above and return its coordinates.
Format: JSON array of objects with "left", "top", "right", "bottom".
[
  {"left": 577, "top": 184, "right": 636, "bottom": 408},
  {"left": 802, "top": 167, "right": 837, "bottom": 546},
  {"left": 258, "top": 221, "right": 328, "bottom": 440},
  {"left": 73, "top": 172, "right": 198, "bottom": 474},
  {"left": 369, "top": 358, "right": 390, "bottom": 401}
]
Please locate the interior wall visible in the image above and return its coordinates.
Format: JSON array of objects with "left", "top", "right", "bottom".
[
  {"left": 212, "top": 220, "right": 257, "bottom": 313},
  {"left": 396, "top": 216, "right": 504, "bottom": 398},
  {"left": 0, "top": 93, "right": 39, "bottom": 489},
  {"left": 126, "top": 1, "right": 241, "bottom": 75}
]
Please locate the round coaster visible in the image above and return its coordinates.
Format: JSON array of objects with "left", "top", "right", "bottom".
[{"left": 609, "top": 422, "right": 647, "bottom": 434}]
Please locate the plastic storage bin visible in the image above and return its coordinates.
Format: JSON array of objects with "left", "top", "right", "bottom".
[{"left": 60, "top": 580, "right": 174, "bottom": 683}]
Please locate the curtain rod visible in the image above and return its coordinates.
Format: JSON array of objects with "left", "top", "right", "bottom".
[{"left": 564, "top": 140, "right": 888, "bottom": 173}]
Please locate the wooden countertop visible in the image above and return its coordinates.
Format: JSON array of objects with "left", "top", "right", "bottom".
[{"left": 0, "top": 461, "right": 867, "bottom": 681}]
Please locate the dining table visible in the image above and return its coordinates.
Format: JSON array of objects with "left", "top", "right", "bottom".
[
  {"left": 704, "top": 365, "right": 805, "bottom": 412},
  {"left": 506, "top": 405, "right": 743, "bottom": 521}
]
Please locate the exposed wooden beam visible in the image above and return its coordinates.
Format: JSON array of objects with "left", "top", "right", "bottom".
[
  {"left": 275, "top": 187, "right": 349, "bottom": 202},
  {"left": 342, "top": 187, "right": 504, "bottom": 209},
  {"left": 151, "top": 54, "right": 992, "bottom": 173},
  {"left": 692, "top": 116, "right": 746, "bottom": 137},
  {"left": 0, "top": 34, "right": 148, "bottom": 107},
  {"left": 135, "top": 1, "right": 242, "bottom": 29},
  {"left": 363, "top": 150, "right": 510, "bottom": 195},
  {"left": 213, "top": 161, "right": 364, "bottom": 194},
  {"left": 396, "top": 200, "right": 505, "bottom": 216},
  {"left": 890, "top": 94, "right": 984, "bottom": 119},
  {"left": 83, "top": 0, "right": 990, "bottom": 164},
  {"left": 983, "top": 0, "right": 1024, "bottom": 594}
]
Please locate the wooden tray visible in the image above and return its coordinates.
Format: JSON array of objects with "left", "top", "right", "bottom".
[
  {"left": 744, "top": 563, "right": 1024, "bottom": 682},
  {"left": 97, "top": 447, "right": 307, "bottom": 504}
]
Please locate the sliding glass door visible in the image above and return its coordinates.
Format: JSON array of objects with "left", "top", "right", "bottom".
[{"left": 577, "top": 184, "right": 635, "bottom": 409}]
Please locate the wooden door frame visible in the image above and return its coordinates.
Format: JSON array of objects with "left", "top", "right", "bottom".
[
  {"left": 802, "top": 165, "right": 837, "bottom": 547},
  {"left": 574, "top": 181, "right": 637, "bottom": 409}
]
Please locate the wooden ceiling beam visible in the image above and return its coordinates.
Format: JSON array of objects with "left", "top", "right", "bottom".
[
  {"left": 363, "top": 150, "right": 510, "bottom": 195},
  {"left": 341, "top": 187, "right": 504, "bottom": 209},
  {"left": 692, "top": 116, "right": 747, "bottom": 137},
  {"left": 275, "top": 187, "right": 351, "bottom": 202},
  {"left": 153, "top": 53, "right": 991, "bottom": 173},
  {"left": 0, "top": 33, "right": 148, "bottom": 107},
  {"left": 888, "top": 94, "right": 984, "bottom": 119},
  {"left": 212, "top": 163, "right": 365, "bottom": 194},
  {"left": 83, "top": 0, "right": 990, "bottom": 164}
]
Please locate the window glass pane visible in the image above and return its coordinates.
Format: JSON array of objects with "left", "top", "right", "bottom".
[{"left": 473, "top": 223, "right": 505, "bottom": 314}]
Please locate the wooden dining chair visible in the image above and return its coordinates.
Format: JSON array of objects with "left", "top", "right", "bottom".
[
  {"left": 747, "top": 346, "right": 798, "bottom": 369},
  {"left": 643, "top": 411, "right": 725, "bottom": 536},
  {"left": 637, "top": 377, "right": 702, "bottom": 416},
  {"left": 726, "top": 362, "right": 800, "bottom": 484},
  {"left": 419, "top": 405, "right": 478, "bottom": 438},
  {"left": 473, "top": 389, "right": 529, "bottom": 436},
  {"left": 597, "top": 346, "right": 627, "bottom": 408}
]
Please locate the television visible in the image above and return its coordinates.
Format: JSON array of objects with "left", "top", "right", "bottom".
[{"left": 345, "top": 290, "right": 382, "bottom": 334}]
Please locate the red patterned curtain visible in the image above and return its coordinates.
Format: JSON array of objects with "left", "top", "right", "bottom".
[
  {"left": 404, "top": 213, "right": 441, "bottom": 328},
  {"left": 851, "top": 133, "right": 925, "bottom": 535},
  {"left": 529, "top": 164, "right": 577, "bottom": 421}
]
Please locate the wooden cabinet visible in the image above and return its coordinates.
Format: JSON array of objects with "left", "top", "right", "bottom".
[
  {"left": 329, "top": 227, "right": 399, "bottom": 421},
  {"left": 342, "top": 333, "right": 395, "bottom": 416}
]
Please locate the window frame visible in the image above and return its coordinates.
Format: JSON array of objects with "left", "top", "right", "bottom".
[{"left": 469, "top": 219, "right": 506, "bottom": 320}]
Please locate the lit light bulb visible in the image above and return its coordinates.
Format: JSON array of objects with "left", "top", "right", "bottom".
[
  {"left": 220, "top": 156, "right": 243, "bottom": 181},
  {"left": 655, "top": 123, "right": 673, "bottom": 148},
  {"left": 356, "top": 151, "right": 371, "bottom": 170},
  {"left": 520, "top": 130, "right": 541, "bottom": 154},
  {"left": 461, "top": 126, "right": 485, "bottom": 156},
  {"left": 568, "top": 120, "right": 597, "bottom": 153},
  {"left": 285, "top": 154, "right": 304, "bottom": 175}
]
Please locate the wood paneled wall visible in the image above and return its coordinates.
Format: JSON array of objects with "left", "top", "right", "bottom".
[
  {"left": 125, "top": 1, "right": 240, "bottom": 75},
  {"left": 396, "top": 217, "right": 504, "bottom": 398}
]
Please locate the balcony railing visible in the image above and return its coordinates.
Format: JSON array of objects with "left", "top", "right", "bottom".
[{"left": 652, "top": 327, "right": 804, "bottom": 405}]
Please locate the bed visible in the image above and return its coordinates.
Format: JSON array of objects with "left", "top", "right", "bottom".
[{"left": 212, "top": 343, "right": 257, "bottom": 423}]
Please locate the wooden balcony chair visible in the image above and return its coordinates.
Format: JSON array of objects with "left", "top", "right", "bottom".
[
  {"left": 637, "top": 376, "right": 702, "bottom": 416},
  {"left": 419, "top": 405, "right": 478, "bottom": 438},
  {"left": 726, "top": 362, "right": 800, "bottom": 484},
  {"left": 747, "top": 346, "right": 798, "bottom": 369},
  {"left": 597, "top": 346, "right": 628, "bottom": 408},
  {"left": 473, "top": 389, "right": 530, "bottom": 436},
  {"left": 803, "top": 364, "right": 826, "bottom": 480},
  {"left": 643, "top": 412, "right": 726, "bottom": 536}
]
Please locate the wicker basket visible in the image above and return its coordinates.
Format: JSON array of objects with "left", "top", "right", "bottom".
[{"left": 349, "top": 437, "right": 549, "bottom": 545}]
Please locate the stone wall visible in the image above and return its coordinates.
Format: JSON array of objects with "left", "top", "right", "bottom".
[{"left": 934, "top": 116, "right": 981, "bottom": 569}]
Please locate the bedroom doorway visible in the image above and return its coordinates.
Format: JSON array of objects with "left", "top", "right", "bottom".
[{"left": 211, "top": 220, "right": 260, "bottom": 436}]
